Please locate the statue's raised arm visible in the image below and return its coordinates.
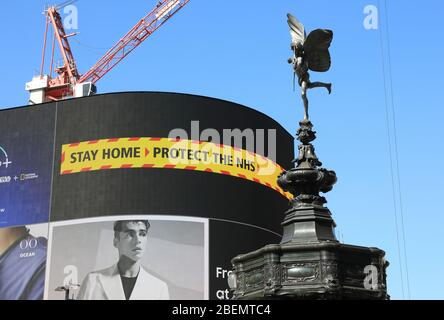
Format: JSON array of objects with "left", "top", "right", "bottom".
[{"left": 287, "top": 13, "right": 333, "bottom": 121}]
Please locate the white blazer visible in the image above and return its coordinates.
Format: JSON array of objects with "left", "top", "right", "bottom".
[{"left": 76, "top": 264, "right": 170, "bottom": 300}]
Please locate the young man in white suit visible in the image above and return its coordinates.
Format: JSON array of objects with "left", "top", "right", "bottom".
[{"left": 77, "top": 220, "right": 170, "bottom": 300}]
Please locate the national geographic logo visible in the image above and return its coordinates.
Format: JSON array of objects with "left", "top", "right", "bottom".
[{"left": 20, "top": 173, "right": 39, "bottom": 181}]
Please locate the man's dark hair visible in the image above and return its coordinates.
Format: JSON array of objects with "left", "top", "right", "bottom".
[{"left": 113, "top": 220, "right": 150, "bottom": 239}]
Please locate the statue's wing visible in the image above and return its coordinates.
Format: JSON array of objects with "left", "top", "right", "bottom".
[
  {"left": 304, "top": 29, "right": 333, "bottom": 72},
  {"left": 287, "top": 13, "right": 305, "bottom": 46}
]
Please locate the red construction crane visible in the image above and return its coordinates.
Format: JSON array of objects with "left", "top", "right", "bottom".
[{"left": 26, "top": 0, "right": 190, "bottom": 104}]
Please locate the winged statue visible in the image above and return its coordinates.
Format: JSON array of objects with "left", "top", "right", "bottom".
[{"left": 287, "top": 13, "right": 333, "bottom": 121}]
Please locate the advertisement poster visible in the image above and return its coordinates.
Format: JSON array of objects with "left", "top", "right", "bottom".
[
  {"left": 0, "top": 107, "right": 55, "bottom": 228},
  {"left": 45, "top": 216, "right": 208, "bottom": 300},
  {"left": 0, "top": 223, "right": 49, "bottom": 300}
]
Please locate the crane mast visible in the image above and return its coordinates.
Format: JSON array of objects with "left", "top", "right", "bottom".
[{"left": 26, "top": 0, "right": 190, "bottom": 104}]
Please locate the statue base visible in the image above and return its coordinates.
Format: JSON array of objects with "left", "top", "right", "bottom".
[
  {"left": 230, "top": 241, "right": 389, "bottom": 300},
  {"left": 281, "top": 203, "right": 337, "bottom": 244}
]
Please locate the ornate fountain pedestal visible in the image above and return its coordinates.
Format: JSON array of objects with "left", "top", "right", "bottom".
[{"left": 230, "top": 121, "right": 389, "bottom": 300}]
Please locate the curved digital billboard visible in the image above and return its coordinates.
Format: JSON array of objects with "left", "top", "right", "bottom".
[{"left": 0, "top": 92, "right": 293, "bottom": 300}]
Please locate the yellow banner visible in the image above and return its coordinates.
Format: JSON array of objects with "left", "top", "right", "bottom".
[{"left": 61, "top": 137, "right": 292, "bottom": 199}]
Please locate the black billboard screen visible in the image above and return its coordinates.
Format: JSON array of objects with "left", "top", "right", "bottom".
[{"left": 0, "top": 92, "right": 293, "bottom": 300}]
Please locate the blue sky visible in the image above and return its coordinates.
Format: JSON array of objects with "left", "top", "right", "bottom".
[{"left": 0, "top": 0, "right": 443, "bottom": 299}]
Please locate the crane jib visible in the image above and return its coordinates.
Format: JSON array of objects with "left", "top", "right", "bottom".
[
  {"left": 78, "top": 0, "right": 189, "bottom": 85},
  {"left": 26, "top": 0, "right": 191, "bottom": 104}
]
